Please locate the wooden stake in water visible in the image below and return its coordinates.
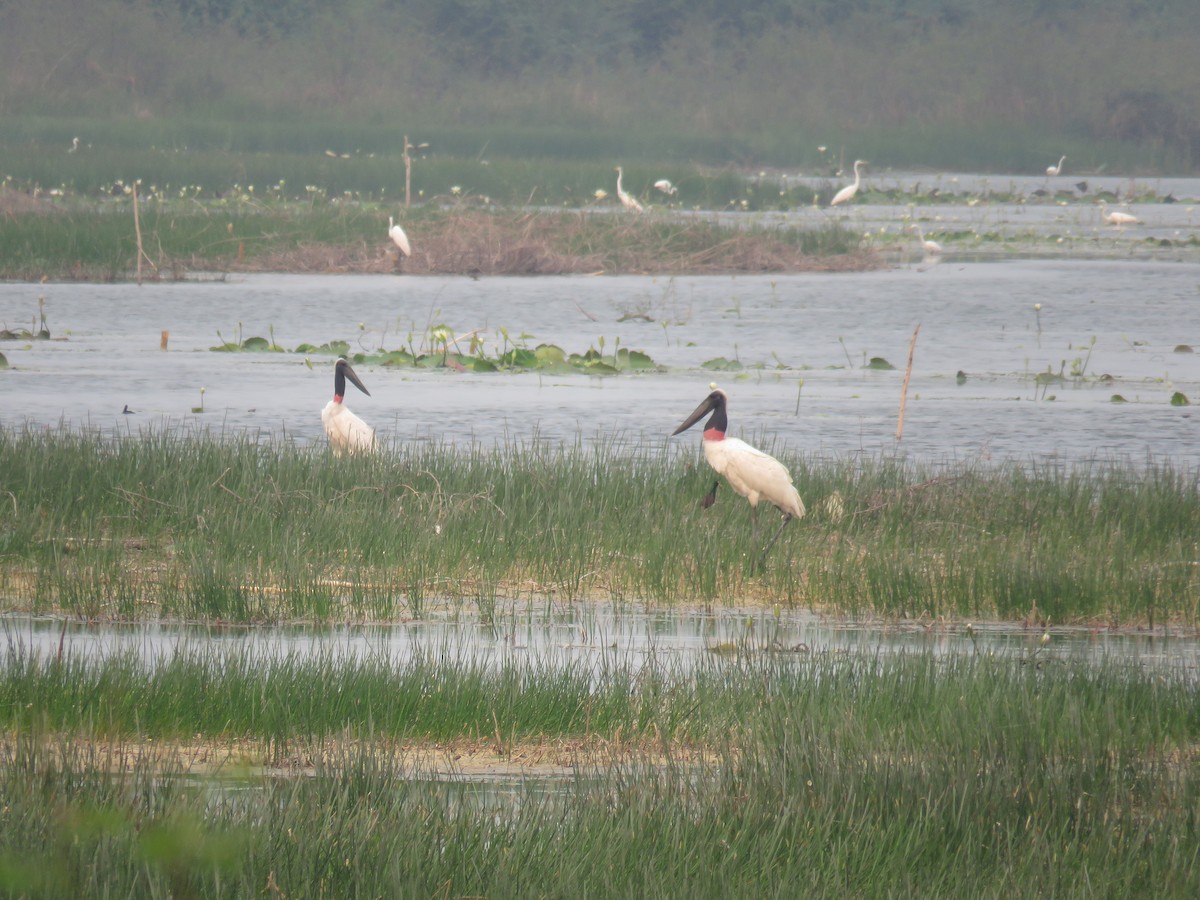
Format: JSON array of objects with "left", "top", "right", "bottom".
[
  {"left": 403, "top": 135, "right": 413, "bottom": 208},
  {"left": 896, "top": 324, "right": 920, "bottom": 441},
  {"left": 132, "top": 182, "right": 157, "bottom": 285},
  {"left": 133, "top": 181, "right": 144, "bottom": 286}
]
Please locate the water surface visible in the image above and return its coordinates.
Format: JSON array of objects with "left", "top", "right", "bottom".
[{"left": 2, "top": 258, "right": 1198, "bottom": 466}]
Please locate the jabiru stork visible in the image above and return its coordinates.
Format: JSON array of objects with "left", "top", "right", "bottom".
[
  {"left": 322, "top": 357, "right": 376, "bottom": 455},
  {"left": 673, "top": 388, "right": 805, "bottom": 568}
]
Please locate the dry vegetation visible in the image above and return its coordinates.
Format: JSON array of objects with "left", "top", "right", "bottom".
[{"left": 216, "top": 211, "right": 879, "bottom": 277}]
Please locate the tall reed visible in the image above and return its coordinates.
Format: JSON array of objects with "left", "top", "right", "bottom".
[
  {"left": 0, "top": 650, "right": 1196, "bottom": 896},
  {"left": 0, "top": 427, "right": 1196, "bottom": 624}
]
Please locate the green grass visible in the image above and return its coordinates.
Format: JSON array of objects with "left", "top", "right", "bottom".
[
  {"left": 0, "top": 428, "right": 1197, "bottom": 625},
  {"left": 0, "top": 650, "right": 1196, "bottom": 896}
]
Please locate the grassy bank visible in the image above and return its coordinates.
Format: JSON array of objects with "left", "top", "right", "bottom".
[
  {"left": 0, "top": 186, "right": 869, "bottom": 281},
  {"left": 0, "top": 650, "right": 1196, "bottom": 896},
  {"left": 1, "top": 428, "right": 1196, "bottom": 625}
]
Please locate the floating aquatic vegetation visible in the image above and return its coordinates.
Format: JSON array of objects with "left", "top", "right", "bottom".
[
  {"left": 210, "top": 324, "right": 285, "bottom": 353},
  {"left": 701, "top": 356, "right": 742, "bottom": 371},
  {"left": 211, "top": 326, "right": 664, "bottom": 375}
]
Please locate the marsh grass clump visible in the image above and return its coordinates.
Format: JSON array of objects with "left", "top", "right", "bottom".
[
  {"left": 1, "top": 428, "right": 1199, "bottom": 626},
  {"left": 0, "top": 650, "right": 1197, "bottom": 897}
]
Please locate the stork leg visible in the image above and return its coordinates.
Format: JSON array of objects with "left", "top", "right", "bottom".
[
  {"left": 755, "top": 512, "right": 795, "bottom": 572},
  {"left": 701, "top": 480, "right": 719, "bottom": 509}
]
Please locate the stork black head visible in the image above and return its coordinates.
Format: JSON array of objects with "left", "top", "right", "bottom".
[
  {"left": 334, "top": 358, "right": 370, "bottom": 399},
  {"left": 673, "top": 389, "right": 728, "bottom": 437}
]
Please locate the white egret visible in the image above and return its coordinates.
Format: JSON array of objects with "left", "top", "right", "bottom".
[
  {"left": 322, "top": 358, "right": 376, "bottom": 455},
  {"left": 672, "top": 388, "right": 805, "bottom": 568},
  {"left": 830, "top": 160, "right": 866, "bottom": 207},
  {"left": 1046, "top": 155, "right": 1066, "bottom": 177},
  {"left": 654, "top": 179, "right": 678, "bottom": 196},
  {"left": 615, "top": 166, "right": 644, "bottom": 212},
  {"left": 909, "top": 224, "right": 942, "bottom": 255},
  {"left": 387, "top": 216, "right": 412, "bottom": 257},
  {"left": 1099, "top": 200, "right": 1139, "bottom": 227}
]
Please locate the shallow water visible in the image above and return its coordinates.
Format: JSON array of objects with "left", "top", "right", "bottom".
[
  {"left": 3, "top": 606, "right": 1194, "bottom": 675},
  {"left": 2, "top": 257, "right": 1198, "bottom": 467}
]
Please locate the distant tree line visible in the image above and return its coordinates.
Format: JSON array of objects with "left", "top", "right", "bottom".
[
  {"left": 2, "top": 0, "right": 1198, "bottom": 169},
  {"left": 145, "top": 0, "right": 1198, "bottom": 75}
]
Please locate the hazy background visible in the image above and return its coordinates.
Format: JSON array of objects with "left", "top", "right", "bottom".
[{"left": 2, "top": 0, "right": 1198, "bottom": 173}]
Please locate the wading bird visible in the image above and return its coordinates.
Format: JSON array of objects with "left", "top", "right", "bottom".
[
  {"left": 909, "top": 224, "right": 942, "bottom": 255},
  {"left": 1099, "top": 200, "right": 1140, "bottom": 227},
  {"left": 654, "top": 179, "right": 678, "bottom": 196},
  {"left": 615, "top": 166, "right": 644, "bottom": 212},
  {"left": 830, "top": 160, "right": 866, "bottom": 207},
  {"left": 1046, "top": 155, "right": 1066, "bottom": 177},
  {"left": 388, "top": 216, "right": 412, "bottom": 257},
  {"left": 322, "top": 357, "right": 376, "bottom": 455},
  {"left": 672, "top": 388, "right": 805, "bottom": 569}
]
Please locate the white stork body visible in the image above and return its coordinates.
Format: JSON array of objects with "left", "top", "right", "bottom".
[
  {"left": 701, "top": 436, "right": 805, "bottom": 520},
  {"left": 1099, "top": 201, "right": 1139, "bottom": 227},
  {"left": 615, "top": 166, "right": 644, "bottom": 212},
  {"left": 322, "top": 358, "right": 376, "bottom": 455},
  {"left": 654, "top": 179, "right": 678, "bottom": 196},
  {"left": 1046, "top": 155, "right": 1066, "bottom": 177},
  {"left": 388, "top": 216, "right": 412, "bottom": 256},
  {"left": 830, "top": 160, "right": 866, "bottom": 207},
  {"left": 673, "top": 388, "right": 804, "bottom": 567}
]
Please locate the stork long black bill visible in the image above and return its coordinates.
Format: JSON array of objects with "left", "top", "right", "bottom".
[
  {"left": 334, "top": 358, "right": 371, "bottom": 397},
  {"left": 672, "top": 390, "right": 724, "bottom": 436}
]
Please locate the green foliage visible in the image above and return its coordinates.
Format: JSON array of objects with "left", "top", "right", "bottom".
[
  {"left": 0, "top": 652, "right": 1198, "bottom": 896},
  {"left": 0, "top": 429, "right": 1197, "bottom": 624}
]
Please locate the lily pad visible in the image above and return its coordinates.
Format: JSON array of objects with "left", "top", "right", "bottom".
[
  {"left": 534, "top": 344, "right": 566, "bottom": 365},
  {"left": 1036, "top": 370, "right": 1066, "bottom": 384},
  {"left": 499, "top": 348, "right": 539, "bottom": 369},
  {"left": 240, "top": 336, "right": 280, "bottom": 352},
  {"left": 466, "top": 357, "right": 499, "bottom": 373},
  {"left": 865, "top": 356, "right": 895, "bottom": 370},
  {"left": 1170, "top": 391, "right": 1190, "bottom": 406},
  {"left": 378, "top": 350, "right": 416, "bottom": 366},
  {"left": 294, "top": 340, "right": 350, "bottom": 356},
  {"left": 1110, "top": 394, "right": 1127, "bottom": 403},
  {"left": 0, "top": 351, "right": 7, "bottom": 369},
  {"left": 616, "top": 348, "right": 659, "bottom": 370},
  {"left": 702, "top": 357, "right": 743, "bottom": 371}
]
